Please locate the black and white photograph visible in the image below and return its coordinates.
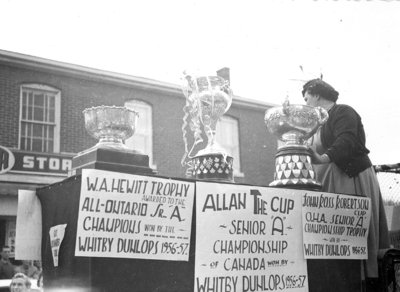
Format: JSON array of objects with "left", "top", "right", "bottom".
[{"left": 0, "top": 1, "right": 399, "bottom": 291}]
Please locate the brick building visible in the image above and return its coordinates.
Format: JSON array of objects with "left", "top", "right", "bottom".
[{"left": 0, "top": 49, "right": 277, "bottom": 254}]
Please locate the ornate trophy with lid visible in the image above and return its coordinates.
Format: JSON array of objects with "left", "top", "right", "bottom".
[
  {"left": 181, "top": 72, "right": 234, "bottom": 182},
  {"left": 72, "top": 105, "right": 156, "bottom": 175},
  {"left": 265, "top": 100, "right": 328, "bottom": 189}
]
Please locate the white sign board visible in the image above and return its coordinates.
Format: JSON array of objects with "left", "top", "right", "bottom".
[
  {"left": 195, "top": 182, "right": 309, "bottom": 292},
  {"left": 49, "top": 224, "right": 67, "bottom": 267},
  {"left": 15, "top": 190, "right": 42, "bottom": 260},
  {"left": 302, "top": 191, "right": 371, "bottom": 259},
  {"left": 75, "top": 169, "right": 195, "bottom": 261}
]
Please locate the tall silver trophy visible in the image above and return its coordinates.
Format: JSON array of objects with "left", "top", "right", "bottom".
[
  {"left": 181, "top": 73, "right": 234, "bottom": 182},
  {"left": 265, "top": 101, "right": 328, "bottom": 189}
]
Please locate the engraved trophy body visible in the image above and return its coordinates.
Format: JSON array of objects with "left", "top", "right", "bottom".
[
  {"left": 181, "top": 73, "right": 234, "bottom": 182},
  {"left": 265, "top": 101, "right": 328, "bottom": 189},
  {"left": 72, "top": 105, "right": 155, "bottom": 175}
]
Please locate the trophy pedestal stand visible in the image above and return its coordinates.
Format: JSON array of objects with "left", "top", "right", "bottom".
[
  {"left": 71, "top": 147, "right": 157, "bottom": 176},
  {"left": 192, "top": 153, "right": 234, "bottom": 182},
  {"left": 269, "top": 146, "right": 321, "bottom": 190}
]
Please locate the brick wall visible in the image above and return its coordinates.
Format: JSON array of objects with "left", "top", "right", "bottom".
[{"left": 0, "top": 62, "right": 277, "bottom": 186}]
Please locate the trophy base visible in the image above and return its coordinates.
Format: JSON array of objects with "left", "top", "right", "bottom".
[
  {"left": 71, "top": 147, "right": 157, "bottom": 176},
  {"left": 269, "top": 146, "right": 322, "bottom": 191},
  {"left": 269, "top": 179, "right": 321, "bottom": 191},
  {"left": 192, "top": 154, "right": 234, "bottom": 182}
]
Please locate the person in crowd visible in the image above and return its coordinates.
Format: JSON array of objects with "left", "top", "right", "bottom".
[
  {"left": 14, "top": 260, "right": 40, "bottom": 279},
  {"left": 0, "top": 246, "right": 15, "bottom": 279},
  {"left": 302, "top": 78, "right": 390, "bottom": 291},
  {"left": 36, "top": 271, "right": 43, "bottom": 292},
  {"left": 32, "top": 261, "right": 42, "bottom": 275},
  {"left": 9, "top": 272, "right": 31, "bottom": 292}
]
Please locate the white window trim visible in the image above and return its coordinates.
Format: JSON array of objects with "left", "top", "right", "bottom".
[
  {"left": 217, "top": 116, "right": 244, "bottom": 178},
  {"left": 19, "top": 84, "right": 61, "bottom": 153},
  {"left": 124, "top": 100, "right": 156, "bottom": 169}
]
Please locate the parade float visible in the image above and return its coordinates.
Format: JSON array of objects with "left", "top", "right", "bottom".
[{"left": 15, "top": 74, "right": 387, "bottom": 292}]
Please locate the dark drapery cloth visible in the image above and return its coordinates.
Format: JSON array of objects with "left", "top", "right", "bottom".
[
  {"left": 37, "top": 173, "right": 363, "bottom": 292},
  {"left": 37, "top": 175, "right": 196, "bottom": 292}
]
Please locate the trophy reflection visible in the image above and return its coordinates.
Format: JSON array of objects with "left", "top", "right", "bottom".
[
  {"left": 265, "top": 101, "right": 328, "bottom": 189},
  {"left": 181, "top": 72, "right": 234, "bottom": 182}
]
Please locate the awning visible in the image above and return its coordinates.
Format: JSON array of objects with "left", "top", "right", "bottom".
[{"left": 0, "top": 181, "right": 45, "bottom": 196}]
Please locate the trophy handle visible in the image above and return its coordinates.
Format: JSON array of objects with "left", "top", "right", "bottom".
[
  {"left": 301, "top": 107, "right": 329, "bottom": 142},
  {"left": 181, "top": 94, "right": 203, "bottom": 176},
  {"left": 318, "top": 106, "right": 329, "bottom": 125}
]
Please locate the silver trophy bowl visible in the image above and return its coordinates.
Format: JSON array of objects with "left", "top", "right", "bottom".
[
  {"left": 265, "top": 104, "right": 328, "bottom": 148},
  {"left": 83, "top": 105, "right": 139, "bottom": 152}
]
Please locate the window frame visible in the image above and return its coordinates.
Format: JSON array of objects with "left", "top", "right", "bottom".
[
  {"left": 216, "top": 115, "right": 243, "bottom": 177},
  {"left": 124, "top": 100, "right": 155, "bottom": 168},
  {"left": 18, "top": 84, "right": 61, "bottom": 153}
]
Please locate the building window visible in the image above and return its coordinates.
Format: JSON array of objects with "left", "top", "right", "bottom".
[
  {"left": 19, "top": 84, "right": 61, "bottom": 153},
  {"left": 216, "top": 116, "right": 242, "bottom": 176},
  {"left": 124, "top": 100, "right": 154, "bottom": 166}
]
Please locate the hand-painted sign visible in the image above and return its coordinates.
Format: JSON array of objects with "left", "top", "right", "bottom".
[
  {"left": 75, "top": 169, "right": 195, "bottom": 261},
  {"left": 302, "top": 191, "right": 371, "bottom": 259},
  {"left": 195, "top": 182, "right": 309, "bottom": 292},
  {"left": 50, "top": 224, "right": 67, "bottom": 267}
]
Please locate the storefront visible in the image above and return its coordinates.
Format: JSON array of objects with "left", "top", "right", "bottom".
[{"left": 0, "top": 145, "right": 73, "bottom": 257}]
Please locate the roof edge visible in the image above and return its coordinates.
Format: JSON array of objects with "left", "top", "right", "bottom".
[{"left": 0, "top": 49, "right": 276, "bottom": 109}]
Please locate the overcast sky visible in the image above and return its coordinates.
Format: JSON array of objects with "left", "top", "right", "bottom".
[{"left": 1, "top": 0, "right": 400, "bottom": 165}]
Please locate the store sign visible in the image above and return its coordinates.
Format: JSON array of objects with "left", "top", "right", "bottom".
[
  {"left": 11, "top": 150, "right": 73, "bottom": 175},
  {"left": 0, "top": 146, "right": 73, "bottom": 175},
  {"left": 0, "top": 146, "right": 15, "bottom": 174}
]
